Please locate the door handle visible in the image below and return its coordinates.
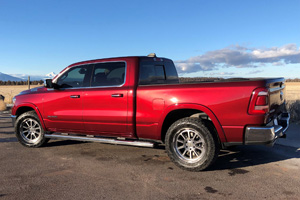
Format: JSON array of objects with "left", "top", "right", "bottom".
[
  {"left": 70, "top": 95, "right": 80, "bottom": 98},
  {"left": 111, "top": 94, "right": 123, "bottom": 98}
]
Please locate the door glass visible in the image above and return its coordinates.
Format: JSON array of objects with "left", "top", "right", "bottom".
[
  {"left": 91, "top": 62, "right": 126, "bottom": 87},
  {"left": 57, "top": 65, "right": 91, "bottom": 88}
]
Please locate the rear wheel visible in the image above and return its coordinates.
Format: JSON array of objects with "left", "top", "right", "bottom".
[
  {"left": 15, "top": 111, "right": 49, "bottom": 147},
  {"left": 165, "top": 117, "right": 219, "bottom": 171}
]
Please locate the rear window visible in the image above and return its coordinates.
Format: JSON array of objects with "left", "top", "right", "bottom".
[
  {"left": 139, "top": 64, "right": 166, "bottom": 85},
  {"left": 165, "top": 60, "right": 179, "bottom": 84},
  {"left": 139, "top": 59, "right": 179, "bottom": 85}
]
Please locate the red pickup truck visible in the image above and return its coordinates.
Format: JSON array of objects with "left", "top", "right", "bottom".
[{"left": 11, "top": 54, "right": 290, "bottom": 171}]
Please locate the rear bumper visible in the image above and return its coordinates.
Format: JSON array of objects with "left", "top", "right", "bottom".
[{"left": 245, "top": 113, "right": 290, "bottom": 146}]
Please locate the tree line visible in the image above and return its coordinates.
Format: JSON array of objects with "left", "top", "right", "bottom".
[
  {"left": 0, "top": 80, "right": 44, "bottom": 85},
  {"left": 286, "top": 78, "right": 300, "bottom": 82}
]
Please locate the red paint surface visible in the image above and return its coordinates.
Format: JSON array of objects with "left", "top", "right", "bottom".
[{"left": 11, "top": 56, "right": 286, "bottom": 144}]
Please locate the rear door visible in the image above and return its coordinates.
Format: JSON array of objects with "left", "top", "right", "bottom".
[{"left": 82, "top": 61, "right": 129, "bottom": 137}]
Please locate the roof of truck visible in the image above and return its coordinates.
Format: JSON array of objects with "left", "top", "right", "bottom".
[{"left": 68, "top": 55, "right": 171, "bottom": 68}]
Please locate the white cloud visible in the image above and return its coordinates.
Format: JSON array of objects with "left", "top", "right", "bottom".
[
  {"left": 252, "top": 44, "right": 298, "bottom": 59},
  {"left": 175, "top": 44, "right": 300, "bottom": 74},
  {"left": 272, "top": 61, "right": 285, "bottom": 66}
]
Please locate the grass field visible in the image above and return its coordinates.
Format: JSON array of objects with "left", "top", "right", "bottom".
[
  {"left": 285, "top": 82, "right": 300, "bottom": 122},
  {"left": 285, "top": 82, "right": 300, "bottom": 101},
  {"left": 1, "top": 82, "right": 299, "bottom": 121},
  {"left": 0, "top": 85, "right": 41, "bottom": 103}
]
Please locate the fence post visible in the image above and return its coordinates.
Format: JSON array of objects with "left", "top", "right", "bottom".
[{"left": 28, "top": 76, "right": 30, "bottom": 90}]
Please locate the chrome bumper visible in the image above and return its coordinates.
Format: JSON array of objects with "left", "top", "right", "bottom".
[
  {"left": 245, "top": 113, "right": 290, "bottom": 146},
  {"left": 11, "top": 115, "right": 16, "bottom": 127}
]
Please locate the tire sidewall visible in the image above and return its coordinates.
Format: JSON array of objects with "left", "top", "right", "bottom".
[
  {"left": 166, "top": 118, "right": 217, "bottom": 171},
  {"left": 15, "top": 111, "right": 46, "bottom": 147}
]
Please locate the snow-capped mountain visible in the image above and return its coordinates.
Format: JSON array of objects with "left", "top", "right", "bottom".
[
  {"left": 45, "top": 72, "right": 57, "bottom": 78},
  {"left": 0, "top": 72, "right": 57, "bottom": 81}
]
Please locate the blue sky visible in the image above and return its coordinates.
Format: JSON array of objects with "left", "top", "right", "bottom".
[{"left": 0, "top": 0, "right": 299, "bottom": 78}]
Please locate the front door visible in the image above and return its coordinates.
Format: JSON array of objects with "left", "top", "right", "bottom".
[{"left": 43, "top": 64, "right": 92, "bottom": 133}]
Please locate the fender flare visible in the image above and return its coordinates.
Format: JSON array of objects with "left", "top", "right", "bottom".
[
  {"left": 14, "top": 103, "right": 46, "bottom": 130},
  {"left": 158, "top": 103, "right": 227, "bottom": 143}
]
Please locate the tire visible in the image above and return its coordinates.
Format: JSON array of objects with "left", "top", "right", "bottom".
[
  {"left": 165, "top": 117, "right": 219, "bottom": 171},
  {"left": 15, "top": 111, "right": 49, "bottom": 147}
]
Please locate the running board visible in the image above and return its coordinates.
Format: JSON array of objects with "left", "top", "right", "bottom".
[{"left": 44, "top": 134, "right": 154, "bottom": 148}]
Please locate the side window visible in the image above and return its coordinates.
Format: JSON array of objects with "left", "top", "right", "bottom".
[
  {"left": 139, "top": 64, "right": 166, "bottom": 85},
  {"left": 56, "top": 65, "right": 91, "bottom": 88},
  {"left": 164, "top": 60, "right": 179, "bottom": 84},
  {"left": 91, "top": 62, "right": 126, "bottom": 87}
]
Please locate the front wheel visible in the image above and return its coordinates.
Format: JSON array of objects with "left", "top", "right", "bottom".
[
  {"left": 15, "top": 111, "right": 49, "bottom": 147},
  {"left": 165, "top": 117, "right": 219, "bottom": 171}
]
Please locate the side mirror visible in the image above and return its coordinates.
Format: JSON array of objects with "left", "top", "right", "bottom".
[
  {"left": 45, "top": 79, "right": 60, "bottom": 89},
  {"left": 45, "top": 79, "right": 53, "bottom": 88}
]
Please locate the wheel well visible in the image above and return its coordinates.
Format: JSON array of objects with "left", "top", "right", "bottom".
[
  {"left": 161, "top": 109, "right": 217, "bottom": 143},
  {"left": 16, "top": 107, "right": 35, "bottom": 118}
]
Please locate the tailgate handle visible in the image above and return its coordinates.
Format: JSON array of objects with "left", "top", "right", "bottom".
[
  {"left": 111, "top": 94, "right": 123, "bottom": 98},
  {"left": 70, "top": 95, "right": 80, "bottom": 98}
]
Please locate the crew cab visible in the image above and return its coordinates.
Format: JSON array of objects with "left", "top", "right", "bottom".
[{"left": 11, "top": 54, "right": 290, "bottom": 171}]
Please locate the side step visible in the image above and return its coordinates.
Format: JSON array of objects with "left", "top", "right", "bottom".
[{"left": 44, "top": 133, "right": 154, "bottom": 148}]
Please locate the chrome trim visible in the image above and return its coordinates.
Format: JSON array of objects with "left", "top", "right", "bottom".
[
  {"left": 11, "top": 115, "right": 16, "bottom": 126},
  {"left": 269, "top": 85, "right": 285, "bottom": 93},
  {"left": 70, "top": 95, "right": 80, "bottom": 98},
  {"left": 111, "top": 94, "right": 123, "bottom": 97},
  {"left": 245, "top": 126, "right": 277, "bottom": 145},
  {"left": 244, "top": 112, "right": 290, "bottom": 146},
  {"left": 52, "top": 61, "right": 127, "bottom": 90},
  {"left": 44, "top": 133, "right": 154, "bottom": 148}
]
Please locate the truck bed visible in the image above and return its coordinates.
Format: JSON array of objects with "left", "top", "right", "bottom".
[{"left": 136, "top": 77, "right": 286, "bottom": 143}]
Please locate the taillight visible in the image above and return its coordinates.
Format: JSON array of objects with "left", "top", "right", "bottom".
[{"left": 248, "top": 88, "right": 269, "bottom": 115}]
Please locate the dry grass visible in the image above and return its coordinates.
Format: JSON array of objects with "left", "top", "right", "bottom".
[
  {"left": 0, "top": 85, "right": 41, "bottom": 103},
  {"left": 285, "top": 82, "right": 300, "bottom": 122},
  {"left": 0, "top": 100, "right": 6, "bottom": 111},
  {"left": 285, "top": 82, "right": 300, "bottom": 101}
]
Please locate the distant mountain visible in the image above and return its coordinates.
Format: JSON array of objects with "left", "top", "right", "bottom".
[
  {"left": 0, "top": 72, "right": 23, "bottom": 81},
  {"left": 6, "top": 72, "right": 57, "bottom": 81}
]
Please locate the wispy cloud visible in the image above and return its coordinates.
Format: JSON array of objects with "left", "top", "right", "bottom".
[
  {"left": 175, "top": 44, "right": 300, "bottom": 74},
  {"left": 248, "top": 70, "right": 264, "bottom": 74},
  {"left": 207, "top": 72, "right": 235, "bottom": 76}
]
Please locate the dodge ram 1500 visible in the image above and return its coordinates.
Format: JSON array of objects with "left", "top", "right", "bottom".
[{"left": 12, "top": 54, "right": 290, "bottom": 171}]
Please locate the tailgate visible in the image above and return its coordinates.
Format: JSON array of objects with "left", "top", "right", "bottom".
[{"left": 267, "top": 78, "right": 287, "bottom": 122}]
